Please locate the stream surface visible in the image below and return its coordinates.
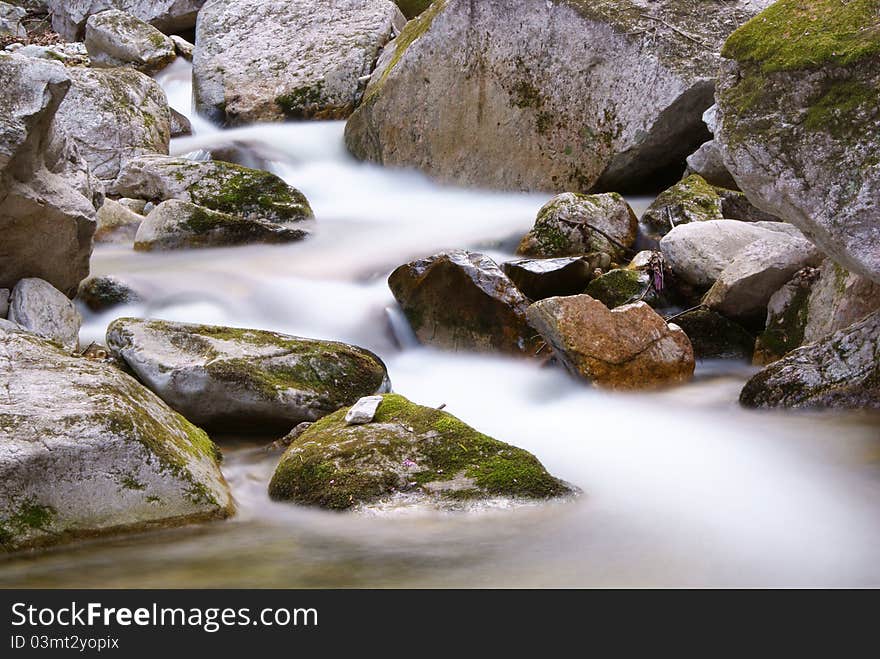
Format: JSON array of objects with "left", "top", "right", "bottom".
[{"left": 2, "top": 60, "right": 879, "bottom": 588}]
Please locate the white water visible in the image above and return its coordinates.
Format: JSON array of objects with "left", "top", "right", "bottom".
[{"left": 3, "top": 61, "right": 878, "bottom": 588}]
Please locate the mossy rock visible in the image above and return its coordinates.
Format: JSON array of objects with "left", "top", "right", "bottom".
[
  {"left": 753, "top": 267, "right": 817, "bottom": 364},
  {"left": 77, "top": 275, "right": 142, "bottom": 312},
  {"left": 586, "top": 269, "right": 654, "bottom": 309},
  {"left": 268, "top": 394, "right": 573, "bottom": 510},
  {"left": 641, "top": 175, "right": 724, "bottom": 240}
]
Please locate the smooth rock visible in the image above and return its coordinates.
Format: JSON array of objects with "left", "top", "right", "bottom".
[
  {"left": 106, "top": 319, "right": 391, "bottom": 432},
  {"left": 94, "top": 198, "right": 144, "bottom": 243},
  {"left": 48, "top": 0, "right": 207, "bottom": 40},
  {"left": 684, "top": 140, "right": 739, "bottom": 190},
  {"left": 526, "top": 295, "right": 695, "bottom": 390},
  {"left": 8, "top": 278, "right": 81, "bottom": 351},
  {"left": 169, "top": 108, "right": 192, "bottom": 138},
  {"left": 169, "top": 35, "right": 193, "bottom": 61},
  {"left": 77, "top": 275, "right": 142, "bottom": 312},
  {"left": 344, "top": 395, "right": 383, "bottom": 425},
  {"left": 500, "top": 256, "right": 600, "bottom": 301},
  {"left": 269, "top": 393, "right": 572, "bottom": 510},
  {"left": 85, "top": 10, "right": 176, "bottom": 73},
  {"left": 11, "top": 42, "right": 90, "bottom": 65}
]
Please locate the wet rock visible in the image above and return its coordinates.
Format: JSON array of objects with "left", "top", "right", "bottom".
[
  {"left": 753, "top": 267, "right": 817, "bottom": 365},
  {"left": 111, "top": 155, "right": 314, "bottom": 225},
  {"left": 94, "top": 198, "right": 144, "bottom": 244},
  {"left": 106, "top": 318, "right": 391, "bottom": 432},
  {"left": 803, "top": 260, "right": 880, "bottom": 345},
  {"left": 346, "top": 0, "right": 771, "bottom": 192},
  {"left": 85, "top": 10, "right": 176, "bottom": 73},
  {"left": 268, "top": 393, "right": 572, "bottom": 510},
  {"left": 0, "top": 324, "right": 233, "bottom": 552},
  {"left": 77, "top": 275, "right": 142, "bottom": 312},
  {"left": 526, "top": 295, "right": 695, "bottom": 390},
  {"left": 134, "top": 199, "right": 308, "bottom": 251},
  {"left": 716, "top": 0, "right": 880, "bottom": 284},
  {"left": 500, "top": 256, "right": 600, "bottom": 301},
  {"left": 193, "top": 0, "right": 405, "bottom": 125},
  {"left": 740, "top": 309, "right": 880, "bottom": 410},
  {"left": 388, "top": 250, "right": 538, "bottom": 356},
  {"left": 517, "top": 193, "right": 638, "bottom": 260},
  {"left": 0, "top": 289, "right": 8, "bottom": 319},
  {"left": 48, "top": 0, "right": 207, "bottom": 41},
  {"left": 7, "top": 278, "right": 81, "bottom": 351},
  {"left": 55, "top": 67, "right": 171, "bottom": 183},
  {"left": 169, "top": 108, "right": 192, "bottom": 138},
  {"left": 673, "top": 309, "right": 754, "bottom": 360},
  {"left": 0, "top": 54, "right": 99, "bottom": 297},
  {"left": 345, "top": 395, "right": 383, "bottom": 425},
  {"left": 586, "top": 269, "right": 655, "bottom": 309},
  {"left": 641, "top": 175, "right": 724, "bottom": 240}
]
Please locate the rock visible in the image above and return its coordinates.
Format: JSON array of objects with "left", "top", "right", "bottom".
[
  {"left": 803, "top": 260, "right": 880, "bottom": 345},
  {"left": 193, "top": 0, "right": 405, "bottom": 125},
  {"left": 11, "top": 41, "right": 90, "bottom": 65},
  {"left": 169, "top": 108, "right": 192, "bottom": 138},
  {"left": 55, "top": 67, "right": 171, "bottom": 183},
  {"left": 500, "top": 256, "right": 601, "bottom": 301},
  {"left": 0, "top": 289, "right": 8, "bottom": 318},
  {"left": 8, "top": 278, "right": 81, "bottom": 351},
  {"left": 0, "top": 53, "right": 99, "bottom": 297},
  {"left": 740, "top": 309, "right": 880, "bottom": 410},
  {"left": 106, "top": 319, "right": 391, "bottom": 432},
  {"left": 0, "top": 324, "right": 233, "bottom": 552},
  {"left": 660, "top": 219, "right": 801, "bottom": 289},
  {"left": 268, "top": 393, "right": 572, "bottom": 510},
  {"left": 94, "top": 198, "right": 144, "bottom": 243},
  {"left": 702, "top": 233, "right": 823, "bottom": 323},
  {"left": 526, "top": 295, "right": 695, "bottom": 390},
  {"left": 48, "top": 0, "right": 207, "bottom": 41},
  {"left": 0, "top": 2, "right": 27, "bottom": 39},
  {"left": 753, "top": 267, "right": 817, "bottom": 364},
  {"left": 642, "top": 175, "right": 724, "bottom": 241},
  {"left": 395, "top": 0, "right": 431, "bottom": 19},
  {"left": 134, "top": 199, "right": 309, "bottom": 251},
  {"left": 673, "top": 309, "right": 754, "bottom": 360},
  {"left": 685, "top": 140, "right": 739, "bottom": 190},
  {"left": 85, "top": 10, "right": 176, "bottom": 73},
  {"left": 388, "top": 250, "right": 538, "bottom": 356},
  {"left": 117, "top": 197, "right": 147, "bottom": 215},
  {"left": 716, "top": 0, "right": 880, "bottom": 284},
  {"left": 585, "top": 269, "right": 659, "bottom": 309},
  {"left": 517, "top": 193, "right": 638, "bottom": 260},
  {"left": 77, "top": 275, "right": 142, "bottom": 312},
  {"left": 111, "top": 155, "right": 314, "bottom": 225},
  {"left": 170, "top": 35, "right": 193, "bottom": 61},
  {"left": 715, "top": 188, "right": 780, "bottom": 223},
  {"left": 345, "top": 0, "right": 772, "bottom": 192},
  {"left": 344, "top": 395, "right": 383, "bottom": 425}
]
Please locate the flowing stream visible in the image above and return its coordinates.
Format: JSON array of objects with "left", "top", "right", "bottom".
[{"left": 2, "top": 59, "right": 879, "bottom": 587}]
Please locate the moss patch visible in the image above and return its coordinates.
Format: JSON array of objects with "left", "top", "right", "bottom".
[{"left": 586, "top": 269, "right": 649, "bottom": 308}]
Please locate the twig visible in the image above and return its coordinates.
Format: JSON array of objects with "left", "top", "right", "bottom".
[
  {"left": 639, "top": 14, "right": 710, "bottom": 48},
  {"left": 665, "top": 304, "right": 707, "bottom": 323}
]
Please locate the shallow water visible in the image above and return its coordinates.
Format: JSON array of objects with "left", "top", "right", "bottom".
[{"left": 2, "top": 61, "right": 879, "bottom": 588}]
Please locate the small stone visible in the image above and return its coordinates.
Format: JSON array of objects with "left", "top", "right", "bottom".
[
  {"left": 8, "top": 278, "right": 82, "bottom": 352},
  {"left": 345, "top": 395, "right": 384, "bottom": 425}
]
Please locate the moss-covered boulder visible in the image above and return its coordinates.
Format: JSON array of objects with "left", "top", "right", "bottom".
[
  {"left": 716, "top": 0, "right": 880, "bottom": 284},
  {"left": 641, "top": 174, "right": 724, "bottom": 239},
  {"left": 106, "top": 318, "right": 391, "bottom": 432},
  {"left": 0, "top": 324, "right": 233, "bottom": 552},
  {"left": 346, "top": 0, "right": 772, "bottom": 192},
  {"left": 586, "top": 269, "right": 655, "bottom": 309},
  {"left": 517, "top": 193, "right": 637, "bottom": 261},
  {"left": 85, "top": 9, "right": 176, "bottom": 73},
  {"left": 110, "top": 155, "right": 313, "bottom": 225},
  {"left": 77, "top": 275, "right": 143, "bottom": 312},
  {"left": 674, "top": 309, "right": 754, "bottom": 361},
  {"left": 388, "top": 250, "right": 539, "bottom": 356},
  {"left": 753, "top": 267, "right": 817, "bottom": 365},
  {"left": 193, "top": 0, "right": 405, "bottom": 125},
  {"left": 134, "top": 200, "right": 308, "bottom": 251},
  {"left": 268, "top": 394, "right": 572, "bottom": 510}
]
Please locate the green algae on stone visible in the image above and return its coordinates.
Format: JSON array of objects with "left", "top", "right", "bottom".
[
  {"left": 586, "top": 269, "right": 651, "bottom": 308},
  {"left": 268, "top": 394, "right": 572, "bottom": 510},
  {"left": 641, "top": 174, "right": 724, "bottom": 240}
]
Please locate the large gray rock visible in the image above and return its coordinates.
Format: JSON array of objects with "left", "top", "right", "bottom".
[
  {"left": 110, "top": 155, "right": 314, "bottom": 225},
  {"left": 346, "top": 0, "right": 772, "bottom": 192},
  {"left": 55, "top": 67, "right": 171, "bottom": 183},
  {"left": 803, "top": 259, "right": 880, "bottom": 344},
  {"left": 85, "top": 9, "right": 177, "bottom": 73},
  {"left": 0, "top": 53, "right": 100, "bottom": 298},
  {"left": 0, "top": 2, "right": 27, "bottom": 39},
  {"left": 716, "top": 0, "right": 880, "bottom": 284},
  {"left": 7, "top": 278, "right": 81, "bottom": 351},
  {"left": 94, "top": 197, "right": 144, "bottom": 243},
  {"left": 741, "top": 309, "right": 880, "bottom": 410},
  {"left": 0, "top": 325, "right": 233, "bottom": 551},
  {"left": 134, "top": 199, "right": 308, "bottom": 251},
  {"left": 48, "top": 0, "right": 207, "bottom": 40},
  {"left": 193, "top": 0, "right": 405, "bottom": 125},
  {"left": 106, "top": 319, "right": 391, "bottom": 432}
]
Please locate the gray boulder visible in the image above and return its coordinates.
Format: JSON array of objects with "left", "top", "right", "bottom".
[
  {"left": 753, "top": 266, "right": 817, "bottom": 365},
  {"left": 803, "top": 259, "right": 880, "bottom": 344},
  {"left": 7, "top": 278, "right": 81, "bottom": 351},
  {"left": 48, "top": 0, "right": 207, "bottom": 40},
  {"left": 0, "top": 2, "right": 27, "bottom": 39},
  {"left": 193, "top": 0, "right": 405, "bottom": 125},
  {"left": 94, "top": 197, "right": 144, "bottom": 243},
  {"left": 0, "top": 324, "right": 233, "bottom": 552},
  {"left": 684, "top": 140, "right": 739, "bottom": 190},
  {"left": 106, "top": 318, "right": 391, "bottom": 432},
  {"left": 85, "top": 9, "right": 177, "bottom": 73}
]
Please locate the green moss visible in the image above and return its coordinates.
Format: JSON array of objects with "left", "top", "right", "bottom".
[
  {"left": 586, "top": 269, "right": 648, "bottom": 308},
  {"left": 0, "top": 498, "right": 56, "bottom": 548},
  {"left": 722, "top": 0, "right": 880, "bottom": 72},
  {"left": 276, "top": 83, "right": 327, "bottom": 119},
  {"left": 803, "top": 78, "right": 876, "bottom": 137}
]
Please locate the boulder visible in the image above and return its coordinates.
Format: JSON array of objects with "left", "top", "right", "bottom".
[
  {"left": 684, "top": 140, "right": 739, "bottom": 190},
  {"left": 77, "top": 275, "right": 142, "bottom": 312},
  {"left": 9, "top": 41, "right": 91, "bottom": 66},
  {"left": 526, "top": 295, "right": 695, "bottom": 390},
  {"left": 753, "top": 267, "right": 817, "bottom": 365},
  {"left": 740, "top": 309, "right": 880, "bottom": 410},
  {"left": 193, "top": 0, "right": 405, "bottom": 125},
  {"left": 94, "top": 198, "right": 143, "bottom": 243},
  {"left": 85, "top": 10, "right": 176, "bottom": 73},
  {"left": 48, "top": 0, "right": 207, "bottom": 41},
  {"left": 134, "top": 199, "right": 309, "bottom": 251},
  {"left": 55, "top": 67, "right": 171, "bottom": 183},
  {"left": 169, "top": 108, "right": 192, "bottom": 138},
  {"left": 170, "top": 35, "right": 193, "bottom": 61},
  {"left": 110, "top": 155, "right": 314, "bottom": 225},
  {"left": 268, "top": 393, "right": 572, "bottom": 510},
  {"left": 585, "top": 269, "right": 656, "bottom": 309},
  {"left": 7, "top": 278, "right": 81, "bottom": 351},
  {"left": 716, "top": 0, "right": 880, "bottom": 284},
  {"left": 0, "top": 2, "right": 27, "bottom": 39},
  {"left": 641, "top": 175, "right": 724, "bottom": 240},
  {"left": 715, "top": 187, "right": 780, "bottom": 224},
  {"left": 803, "top": 259, "right": 880, "bottom": 344},
  {"left": 673, "top": 309, "right": 754, "bottom": 360},
  {"left": 0, "top": 54, "right": 100, "bottom": 298},
  {"left": 106, "top": 319, "right": 391, "bottom": 432},
  {"left": 345, "top": 0, "right": 772, "bottom": 192},
  {"left": 388, "top": 250, "right": 538, "bottom": 356},
  {"left": 500, "top": 256, "right": 601, "bottom": 301},
  {"left": 0, "top": 324, "right": 233, "bottom": 552},
  {"left": 517, "top": 193, "right": 637, "bottom": 260}
]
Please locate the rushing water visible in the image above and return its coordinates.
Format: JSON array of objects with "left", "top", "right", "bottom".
[{"left": 2, "top": 60, "right": 879, "bottom": 588}]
